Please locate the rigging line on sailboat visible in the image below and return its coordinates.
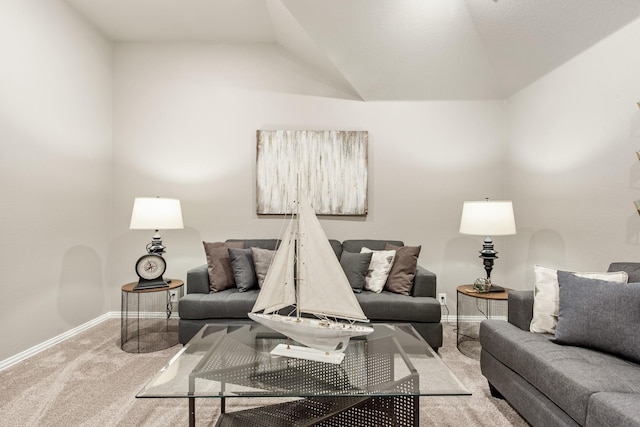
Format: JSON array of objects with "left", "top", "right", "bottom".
[{"left": 269, "top": 205, "right": 295, "bottom": 272}]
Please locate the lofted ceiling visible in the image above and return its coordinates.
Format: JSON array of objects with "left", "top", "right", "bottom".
[{"left": 63, "top": 0, "right": 640, "bottom": 100}]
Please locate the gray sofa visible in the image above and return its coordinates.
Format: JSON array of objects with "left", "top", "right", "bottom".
[
  {"left": 179, "top": 239, "right": 443, "bottom": 349},
  {"left": 479, "top": 262, "right": 640, "bottom": 427}
]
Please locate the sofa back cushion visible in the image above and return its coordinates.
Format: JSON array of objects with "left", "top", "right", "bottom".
[
  {"left": 343, "top": 240, "right": 404, "bottom": 253},
  {"left": 608, "top": 262, "right": 640, "bottom": 282},
  {"left": 227, "top": 238, "right": 342, "bottom": 259}
]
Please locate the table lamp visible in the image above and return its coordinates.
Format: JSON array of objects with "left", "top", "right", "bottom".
[
  {"left": 129, "top": 197, "right": 184, "bottom": 290},
  {"left": 459, "top": 199, "right": 516, "bottom": 286},
  {"left": 130, "top": 197, "right": 184, "bottom": 254}
]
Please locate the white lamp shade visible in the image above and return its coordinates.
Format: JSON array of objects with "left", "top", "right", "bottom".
[
  {"left": 129, "top": 197, "right": 184, "bottom": 230},
  {"left": 459, "top": 200, "right": 516, "bottom": 236}
]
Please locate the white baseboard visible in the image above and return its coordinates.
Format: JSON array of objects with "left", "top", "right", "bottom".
[
  {"left": 0, "top": 309, "right": 185, "bottom": 372},
  {"left": 440, "top": 314, "right": 507, "bottom": 323},
  {"left": 0, "top": 312, "right": 119, "bottom": 372}
]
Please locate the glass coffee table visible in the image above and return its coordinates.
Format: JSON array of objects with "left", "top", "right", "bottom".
[{"left": 137, "top": 323, "right": 470, "bottom": 426}]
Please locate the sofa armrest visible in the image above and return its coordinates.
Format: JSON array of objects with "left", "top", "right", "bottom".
[
  {"left": 186, "top": 264, "right": 210, "bottom": 294},
  {"left": 508, "top": 290, "right": 534, "bottom": 331},
  {"left": 412, "top": 265, "right": 437, "bottom": 298}
]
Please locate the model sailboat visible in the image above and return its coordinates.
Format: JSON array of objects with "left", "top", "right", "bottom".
[{"left": 248, "top": 192, "right": 374, "bottom": 364}]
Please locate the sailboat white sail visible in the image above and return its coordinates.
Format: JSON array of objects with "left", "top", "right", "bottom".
[{"left": 248, "top": 191, "right": 374, "bottom": 363}]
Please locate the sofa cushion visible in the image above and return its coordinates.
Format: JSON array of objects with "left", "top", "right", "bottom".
[
  {"left": 480, "top": 320, "right": 640, "bottom": 426},
  {"left": 203, "top": 241, "right": 245, "bottom": 292},
  {"left": 227, "top": 238, "right": 343, "bottom": 259},
  {"left": 340, "top": 251, "right": 372, "bottom": 293},
  {"left": 226, "top": 239, "right": 280, "bottom": 250},
  {"left": 361, "top": 248, "right": 396, "bottom": 293},
  {"left": 609, "top": 262, "right": 640, "bottom": 283},
  {"left": 555, "top": 271, "right": 640, "bottom": 364},
  {"left": 385, "top": 244, "right": 421, "bottom": 295},
  {"left": 356, "top": 291, "right": 441, "bottom": 323},
  {"left": 343, "top": 240, "right": 403, "bottom": 253},
  {"left": 586, "top": 392, "right": 640, "bottom": 427},
  {"left": 530, "top": 265, "right": 628, "bottom": 334},
  {"left": 179, "top": 289, "right": 261, "bottom": 319},
  {"left": 251, "top": 247, "right": 275, "bottom": 288},
  {"left": 228, "top": 248, "right": 258, "bottom": 292}
]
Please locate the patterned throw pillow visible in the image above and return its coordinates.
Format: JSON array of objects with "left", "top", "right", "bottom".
[{"left": 360, "top": 248, "right": 396, "bottom": 293}]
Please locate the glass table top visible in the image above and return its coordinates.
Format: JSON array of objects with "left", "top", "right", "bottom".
[{"left": 137, "top": 323, "right": 470, "bottom": 399}]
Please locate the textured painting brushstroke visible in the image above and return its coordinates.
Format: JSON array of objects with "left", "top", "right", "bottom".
[{"left": 257, "top": 130, "right": 368, "bottom": 215}]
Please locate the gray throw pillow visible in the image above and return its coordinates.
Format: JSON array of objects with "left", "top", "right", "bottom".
[
  {"left": 228, "top": 248, "right": 258, "bottom": 292},
  {"left": 340, "top": 251, "right": 373, "bottom": 293},
  {"left": 555, "top": 271, "right": 640, "bottom": 363},
  {"left": 251, "top": 247, "right": 275, "bottom": 288}
]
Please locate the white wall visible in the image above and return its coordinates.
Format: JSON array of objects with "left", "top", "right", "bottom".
[
  {"left": 506, "top": 17, "right": 640, "bottom": 289},
  {"left": 111, "top": 43, "right": 506, "bottom": 310},
  {"left": 0, "top": 1, "right": 112, "bottom": 361},
  {"left": 13, "top": 7, "right": 639, "bottom": 364}
]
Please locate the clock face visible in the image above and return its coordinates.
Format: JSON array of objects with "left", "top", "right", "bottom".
[{"left": 135, "top": 254, "right": 166, "bottom": 280}]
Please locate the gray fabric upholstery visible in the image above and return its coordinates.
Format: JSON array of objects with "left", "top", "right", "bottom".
[
  {"left": 226, "top": 239, "right": 280, "bottom": 250},
  {"left": 480, "top": 262, "right": 640, "bottom": 427},
  {"left": 609, "top": 262, "right": 640, "bottom": 283},
  {"left": 412, "top": 265, "right": 437, "bottom": 298},
  {"left": 356, "top": 291, "right": 441, "bottom": 323},
  {"left": 180, "top": 238, "right": 442, "bottom": 349},
  {"left": 586, "top": 393, "right": 640, "bottom": 427},
  {"left": 180, "top": 289, "right": 260, "bottom": 319},
  {"left": 508, "top": 290, "right": 534, "bottom": 331},
  {"left": 342, "top": 239, "right": 404, "bottom": 253},
  {"left": 340, "top": 251, "right": 372, "bottom": 292},
  {"left": 185, "top": 264, "right": 209, "bottom": 294},
  {"left": 555, "top": 271, "right": 640, "bottom": 364},
  {"left": 228, "top": 248, "right": 257, "bottom": 292},
  {"left": 481, "top": 349, "right": 581, "bottom": 427},
  {"left": 481, "top": 319, "right": 640, "bottom": 426}
]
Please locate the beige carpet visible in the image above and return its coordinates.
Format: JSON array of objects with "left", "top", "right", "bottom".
[{"left": 0, "top": 319, "right": 528, "bottom": 426}]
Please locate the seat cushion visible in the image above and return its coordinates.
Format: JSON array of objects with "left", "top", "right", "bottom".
[
  {"left": 356, "top": 290, "right": 441, "bottom": 323},
  {"left": 481, "top": 320, "right": 640, "bottom": 426},
  {"left": 586, "top": 392, "right": 640, "bottom": 427},
  {"left": 180, "top": 289, "right": 260, "bottom": 319}
]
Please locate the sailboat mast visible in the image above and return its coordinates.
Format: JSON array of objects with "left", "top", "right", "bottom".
[{"left": 295, "top": 188, "right": 301, "bottom": 321}]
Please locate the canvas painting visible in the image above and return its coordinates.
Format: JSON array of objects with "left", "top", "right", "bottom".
[{"left": 256, "top": 130, "right": 368, "bottom": 215}]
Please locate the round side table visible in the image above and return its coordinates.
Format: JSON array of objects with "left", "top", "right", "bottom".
[
  {"left": 121, "top": 279, "right": 184, "bottom": 353},
  {"left": 456, "top": 284, "right": 511, "bottom": 359}
]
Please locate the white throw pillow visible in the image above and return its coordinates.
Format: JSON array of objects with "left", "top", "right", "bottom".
[
  {"left": 530, "top": 265, "right": 628, "bottom": 334},
  {"left": 360, "top": 248, "right": 396, "bottom": 293}
]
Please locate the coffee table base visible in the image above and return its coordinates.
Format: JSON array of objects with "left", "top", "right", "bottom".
[{"left": 199, "top": 395, "right": 418, "bottom": 427}]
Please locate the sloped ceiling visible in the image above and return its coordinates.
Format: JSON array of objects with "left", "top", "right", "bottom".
[{"left": 64, "top": 0, "right": 640, "bottom": 100}]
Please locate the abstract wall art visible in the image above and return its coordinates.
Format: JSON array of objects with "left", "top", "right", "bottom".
[{"left": 256, "top": 130, "right": 368, "bottom": 215}]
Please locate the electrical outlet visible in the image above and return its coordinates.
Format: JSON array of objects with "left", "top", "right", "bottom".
[
  {"left": 169, "top": 291, "right": 178, "bottom": 302},
  {"left": 438, "top": 293, "right": 447, "bottom": 306}
]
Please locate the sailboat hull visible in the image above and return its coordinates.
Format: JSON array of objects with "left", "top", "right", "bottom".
[{"left": 248, "top": 312, "right": 374, "bottom": 353}]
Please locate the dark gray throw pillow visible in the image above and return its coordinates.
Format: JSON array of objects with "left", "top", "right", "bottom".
[
  {"left": 228, "top": 248, "right": 258, "bottom": 292},
  {"left": 555, "top": 271, "right": 640, "bottom": 363},
  {"left": 340, "top": 251, "right": 373, "bottom": 293}
]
